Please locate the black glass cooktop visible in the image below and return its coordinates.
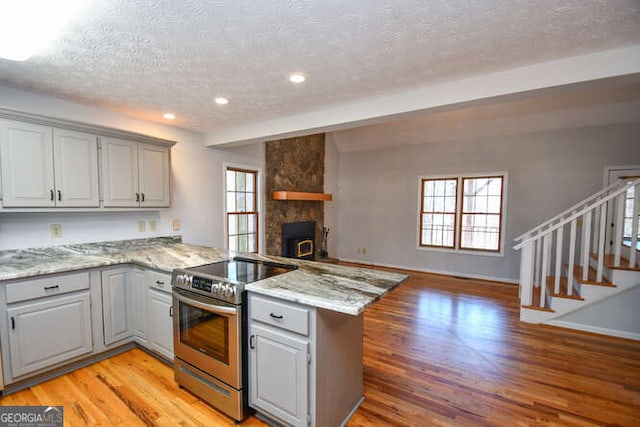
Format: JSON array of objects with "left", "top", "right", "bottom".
[{"left": 188, "top": 257, "right": 297, "bottom": 284}]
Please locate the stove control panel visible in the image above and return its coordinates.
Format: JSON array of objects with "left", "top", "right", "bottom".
[{"left": 173, "top": 273, "right": 239, "bottom": 302}]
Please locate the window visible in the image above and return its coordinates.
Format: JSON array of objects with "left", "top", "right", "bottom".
[
  {"left": 419, "top": 174, "right": 505, "bottom": 254},
  {"left": 226, "top": 167, "right": 258, "bottom": 253},
  {"left": 623, "top": 186, "right": 639, "bottom": 248}
]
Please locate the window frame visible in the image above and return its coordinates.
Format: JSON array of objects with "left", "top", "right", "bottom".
[
  {"left": 417, "top": 172, "right": 508, "bottom": 257},
  {"left": 224, "top": 164, "right": 262, "bottom": 254}
]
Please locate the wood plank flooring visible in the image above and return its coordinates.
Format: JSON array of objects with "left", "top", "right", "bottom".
[{"left": 2, "top": 268, "right": 639, "bottom": 426}]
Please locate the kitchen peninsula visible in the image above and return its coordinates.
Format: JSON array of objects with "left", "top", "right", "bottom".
[{"left": 0, "top": 236, "right": 407, "bottom": 426}]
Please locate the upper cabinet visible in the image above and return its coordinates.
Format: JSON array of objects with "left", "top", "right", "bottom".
[
  {"left": 0, "top": 110, "right": 174, "bottom": 211},
  {"left": 0, "top": 120, "right": 99, "bottom": 207},
  {"left": 101, "top": 138, "right": 170, "bottom": 208}
]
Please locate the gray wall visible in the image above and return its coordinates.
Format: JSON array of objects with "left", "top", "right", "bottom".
[{"left": 331, "top": 123, "right": 640, "bottom": 282}]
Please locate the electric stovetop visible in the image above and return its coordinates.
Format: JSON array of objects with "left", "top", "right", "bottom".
[{"left": 187, "top": 257, "right": 297, "bottom": 284}]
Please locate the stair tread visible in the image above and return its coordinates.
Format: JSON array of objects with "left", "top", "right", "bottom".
[
  {"left": 566, "top": 264, "right": 617, "bottom": 287},
  {"left": 546, "top": 276, "right": 584, "bottom": 300},
  {"left": 590, "top": 252, "right": 640, "bottom": 272},
  {"left": 523, "top": 285, "right": 554, "bottom": 311}
]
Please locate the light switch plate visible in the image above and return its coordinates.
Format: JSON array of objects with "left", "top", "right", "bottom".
[
  {"left": 172, "top": 219, "right": 181, "bottom": 231},
  {"left": 138, "top": 220, "right": 146, "bottom": 233},
  {"left": 149, "top": 219, "right": 157, "bottom": 231}
]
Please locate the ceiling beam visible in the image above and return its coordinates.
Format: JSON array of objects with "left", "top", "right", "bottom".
[{"left": 204, "top": 45, "right": 640, "bottom": 147}]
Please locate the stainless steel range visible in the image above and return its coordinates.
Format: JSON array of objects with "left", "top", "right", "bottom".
[{"left": 171, "top": 257, "right": 296, "bottom": 422}]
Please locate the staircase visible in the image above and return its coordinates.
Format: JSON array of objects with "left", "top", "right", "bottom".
[{"left": 513, "top": 177, "right": 640, "bottom": 339}]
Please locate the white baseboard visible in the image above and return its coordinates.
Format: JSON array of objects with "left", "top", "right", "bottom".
[
  {"left": 337, "top": 258, "right": 517, "bottom": 285},
  {"left": 547, "top": 320, "right": 640, "bottom": 341}
]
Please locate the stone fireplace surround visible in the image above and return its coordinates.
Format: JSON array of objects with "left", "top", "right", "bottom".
[{"left": 265, "top": 133, "right": 325, "bottom": 258}]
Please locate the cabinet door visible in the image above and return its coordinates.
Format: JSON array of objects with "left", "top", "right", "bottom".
[
  {"left": 146, "top": 288, "right": 174, "bottom": 360},
  {"left": 0, "top": 119, "right": 55, "bottom": 207},
  {"left": 249, "top": 323, "right": 309, "bottom": 427},
  {"left": 138, "top": 143, "right": 170, "bottom": 207},
  {"left": 101, "top": 269, "right": 133, "bottom": 345},
  {"left": 7, "top": 293, "right": 92, "bottom": 378},
  {"left": 53, "top": 129, "right": 99, "bottom": 207},
  {"left": 130, "top": 268, "right": 146, "bottom": 340},
  {"left": 101, "top": 137, "right": 139, "bottom": 207}
]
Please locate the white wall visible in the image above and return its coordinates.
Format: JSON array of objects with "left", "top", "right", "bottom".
[
  {"left": 0, "top": 85, "right": 264, "bottom": 250},
  {"left": 330, "top": 123, "right": 640, "bottom": 282}
]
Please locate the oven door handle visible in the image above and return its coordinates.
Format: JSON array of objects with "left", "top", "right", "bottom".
[{"left": 173, "top": 288, "right": 238, "bottom": 316}]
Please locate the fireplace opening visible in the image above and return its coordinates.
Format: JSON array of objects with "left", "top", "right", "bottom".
[{"left": 282, "top": 221, "right": 316, "bottom": 260}]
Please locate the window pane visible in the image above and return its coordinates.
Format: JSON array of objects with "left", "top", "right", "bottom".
[
  {"left": 248, "top": 235, "right": 256, "bottom": 252},
  {"left": 227, "top": 192, "right": 235, "bottom": 212},
  {"left": 424, "top": 196, "right": 434, "bottom": 211},
  {"left": 445, "top": 195, "right": 456, "bottom": 212},
  {"left": 238, "top": 235, "right": 248, "bottom": 252},
  {"left": 236, "top": 172, "right": 246, "bottom": 191},
  {"left": 226, "top": 171, "right": 235, "bottom": 191},
  {"left": 246, "top": 174, "right": 254, "bottom": 192},
  {"left": 236, "top": 192, "right": 246, "bottom": 212},
  {"left": 248, "top": 214, "right": 256, "bottom": 233},
  {"left": 228, "top": 215, "right": 237, "bottom": 235},
  {"left": 229, "top": 236, "right": 238, "bottom": 251},
  {"left": 424, "top": 180, "right": 433, "bottom": 196},
  {"left": 246, "top": 193, "right": 255, "bottom": 211},
  {"left": 239, "top": 215, "right": 248, "bottom": 233}
]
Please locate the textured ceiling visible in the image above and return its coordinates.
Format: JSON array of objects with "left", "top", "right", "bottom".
[{"left": 0, "top": 0, "right": 639, "bottom": 135}]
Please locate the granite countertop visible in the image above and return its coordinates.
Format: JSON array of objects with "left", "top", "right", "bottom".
[{"left": 0, "top": 237, "right": 408, "bottom": 316}]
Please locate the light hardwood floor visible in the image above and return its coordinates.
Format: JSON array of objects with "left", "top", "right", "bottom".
[{"left": 1, "top": 268, "right": 639, "bottom": 426}]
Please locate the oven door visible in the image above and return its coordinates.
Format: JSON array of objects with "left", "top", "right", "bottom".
[{"left": 173, "top": 288, "right": 241, "bottom": 389}]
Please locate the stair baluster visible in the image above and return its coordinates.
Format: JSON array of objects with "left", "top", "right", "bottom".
[
  {"left": 554, "top": 227, "right": 563, "bottom": 295},
  {"left": 614, "top": 193, "right": 625, "bottom": 268},
  {"left": 581, "top": 210, "right": 592, "bottom": 281},
  {"left": 596, "top": 202, "right": 607, "bottom": 282}
]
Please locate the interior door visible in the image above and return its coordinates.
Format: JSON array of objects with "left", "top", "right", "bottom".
[{"left": 606, "top": 166, "right": 640, "bottom": 251}]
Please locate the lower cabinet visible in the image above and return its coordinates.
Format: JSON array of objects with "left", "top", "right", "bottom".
[
  {"left": 145, "top": 270, "right": 174, "bottom": 360},
  {"left": 248, "top": 293, "right": 365, "bottom": 427},
  {"left": 101, "top": 268, "right": 134, "bottom": 345},
  {"left": 2, "top": 273, "right": 93, "bottom": 382},
  {"left": 250, "top": 323, "right": 309, "bottom": 426}
]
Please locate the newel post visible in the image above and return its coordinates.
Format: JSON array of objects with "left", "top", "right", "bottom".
[{"left": 519, "top": 241, "right": 535, "bottom": 306}]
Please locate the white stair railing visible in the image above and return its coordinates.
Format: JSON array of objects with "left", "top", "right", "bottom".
[{"left": 514, "top": 178, "right": 640, "bottom": 309}]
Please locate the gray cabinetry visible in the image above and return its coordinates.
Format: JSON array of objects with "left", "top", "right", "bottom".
[
  {"left": 145, "top": 270, "right": 173, "bottom": 360},
  {"left": 0, "top": 119, "right": 99, "bottom": 208},
  {"left": 250, "top": 323, "right": 309, "bottom": 426},
  {"left": 248, "top": 293, "right": 364, "bottom": 427},
  {"left": 101, "top": 138, "right": 170, "bottom": 208},
  {"left": 101, "top": 268, "right": 133, "bottom": 345},
  {"left": 3, "top": 272, "right": 92, "bottom": 380}
]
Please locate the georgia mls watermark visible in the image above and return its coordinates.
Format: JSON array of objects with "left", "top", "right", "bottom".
[{"left": 0, "top": 406, "right": 63, "bottom": 427}]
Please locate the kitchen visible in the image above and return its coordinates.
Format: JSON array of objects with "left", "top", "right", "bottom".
[{"left": 1, "top": 1, "right": 640, "bottom": 426}]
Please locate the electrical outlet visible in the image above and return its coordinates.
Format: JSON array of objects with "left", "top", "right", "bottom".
[
  {"left": 149, "top": 219, "right": 157, "bottom": 231},
  {"left": 50, "top": 224, "right": 62, "bottom": 238},
  {"left": 172, "top": 219, "right": 181, "bottom": 231},
  {"left": 357, "top": 248, "right": 361, "bottom": 254},
  {"left": 362, "top": 248, "right": 367, "bottom": 255},
  {"left": 138, "top": 220, "right": 146, "bottom": 233}
]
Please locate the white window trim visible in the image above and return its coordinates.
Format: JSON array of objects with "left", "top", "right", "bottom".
[
  {"left": 416, "top": 171, "right": 508, "bottom": 257},
  {"left": 223, "top": 161, "right": 264, "bottom": 254}
]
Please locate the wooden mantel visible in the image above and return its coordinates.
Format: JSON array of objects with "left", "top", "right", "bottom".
[{"left": 272, "top": 191, "right": 332, "bottom": 201}]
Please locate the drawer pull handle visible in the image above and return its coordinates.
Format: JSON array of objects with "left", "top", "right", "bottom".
[
  {"left": 169, "top": 306, "right": 174, "bottom": 317},
  {"left": 57, "top": 190, "right": 62, "bottom": 201},
  {"left": 141, "top": 193, "right": 145, "bottom": 202},
  {"left": 156, "top": 280, "right": 165, "bottom": 286},
  {"left": 44, "top": 285, "right": 60, "bottom": 291},
  {"left": 50, "top": 189, "right": 54, "bottom": 201},
  {"left": 249, "top": 335, "right": 255, "bottom": 349},
  {"left": 269, "top": 313, "right": 283, "bottom": 319},
  {"left": 11, "top": 317, "right": 15, "bottom": 330}
]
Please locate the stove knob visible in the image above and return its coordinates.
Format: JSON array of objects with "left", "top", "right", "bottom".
[
  {"left": 212, "top": 283, "right": 221, "bottom": 293},
  {"left": 229, "top": 287, "right": 237, "bottom": 297},
  {"left": 186, "top": 275, "right": 193, "bottom": 286}
]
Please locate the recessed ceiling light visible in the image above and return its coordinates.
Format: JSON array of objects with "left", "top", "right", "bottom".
[
  {"left": 214, "top": 97, "right": 229, "bottom": 105},
  {"left": 289, "top": 73, "right": 306, "bottom": 84},
  {"left": 163, "top": 113, "right": 176, "bottom": 120}
]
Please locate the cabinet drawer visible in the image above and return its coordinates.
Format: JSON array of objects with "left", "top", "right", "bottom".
[
  {"left": 250, "top": 294, "right": 309, "bottom": 336},
  {"left": 146, "top": 269, "right": 171, "bottom": 292},
  {"left": 6, "top": 272, "right": 90, "bottom": 304}
]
